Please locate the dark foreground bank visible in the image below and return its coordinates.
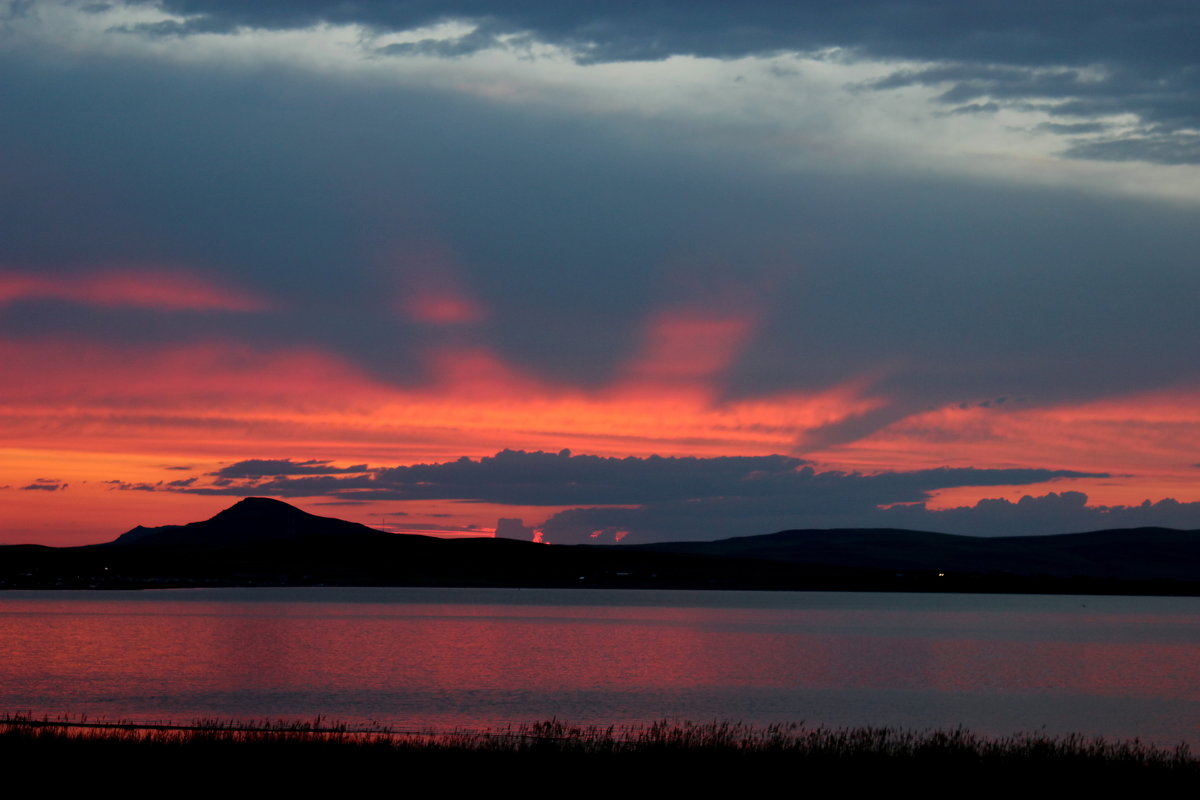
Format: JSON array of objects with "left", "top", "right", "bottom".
[{"left": 4, "top": 716, "right": 1196, "bottom": 790}]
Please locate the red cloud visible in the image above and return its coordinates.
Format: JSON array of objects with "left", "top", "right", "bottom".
[
  {"left": 0, "top": 266, "right": 268, "bottom": 311},
  {"left": 624, "top": 311, "right": 755, "bottom": 383}
]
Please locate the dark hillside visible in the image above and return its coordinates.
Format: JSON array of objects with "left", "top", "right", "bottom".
[{"left": 3, "top": 499, "right": 1200, "bottom": 594}]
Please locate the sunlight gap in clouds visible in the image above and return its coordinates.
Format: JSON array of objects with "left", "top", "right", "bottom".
[
  {"left": 0, "top": 334, "right": 886, "bottom": 459},
  {"left": 5, "top": 331, "right": 1199, "bottom": 508}
]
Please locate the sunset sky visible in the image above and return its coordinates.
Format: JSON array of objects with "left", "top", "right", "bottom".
[{"left": 3, "top": 1, "right": 1199, "bottom": 546}]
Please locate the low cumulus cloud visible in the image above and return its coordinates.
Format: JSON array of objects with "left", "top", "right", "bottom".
[
  {"left": 116, "top": 449, "right": 1104, "bottom": 506},
  {"left": 99, "top": 449, "right": 1189, "bottom": 541},
  {"left": 210, "top": 459, "right": 368, "bottom": 479},
  {"left": 20, "top": 478, "right": 68, "bottom": 491},
  {"left": 893, "top": 492, "right": 1200, "bottom": 535},
  {"left": 104, "top": 479, "right": 159, "bottom": 492},
  {"left": 387, "top": 522, "right": 484, "bottom": 535},
  {"left": 494, "top": 518, "right": 537, "bottom": 541},
  {"left": 540, "top": 491, "right": 1200, "bottom": 543}
]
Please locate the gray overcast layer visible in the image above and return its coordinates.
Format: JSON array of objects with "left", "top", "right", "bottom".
[
  {"left": 142, "top": 0, "right": 1200, "bottom": 163},
  {"left": 3, "top": 43, "right": 1197, "bottom": 402}
]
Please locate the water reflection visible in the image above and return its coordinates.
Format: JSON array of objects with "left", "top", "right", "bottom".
[{"left": 2, "top": 588, "right": 1199, "bottom": 744}]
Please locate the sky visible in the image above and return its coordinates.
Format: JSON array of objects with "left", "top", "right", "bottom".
[{"left": 3, "top": 1, "right": 1200, "bottom": 546}]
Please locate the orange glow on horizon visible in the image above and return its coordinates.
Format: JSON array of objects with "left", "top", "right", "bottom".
[
  {"left": 5, "top": 318, "right": 1200, "bottom": 545},
  {"left": 0, "top": 327, "right": 890, "bottom": 544},
  {"left": 805, "top": 388, "right": 1200, "bottom": 507}
]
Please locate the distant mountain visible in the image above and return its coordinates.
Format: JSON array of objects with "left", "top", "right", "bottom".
[
  {"left": 4, "top": 498, "right": 1200, "bottom": 593},
  {"left": 622, "top": 526, "right": 1200, "bottom": 581},
  {"left": 108, "top": 497, "right": 392, "bottom": 548}
]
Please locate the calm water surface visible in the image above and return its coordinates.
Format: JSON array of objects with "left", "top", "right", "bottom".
[{"left": 2, "top": 588, "right": 1199, "bottom": 745}]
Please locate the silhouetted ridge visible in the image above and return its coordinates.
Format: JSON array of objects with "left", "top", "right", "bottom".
[
  {"left": 622, "top": 526, "right": 1200, "bottom": 580},
  {"left": 109, "top": 497, "right": 390, "bottom": 548},
  {"left": 7, "top": 500, "right": 1200, "bottom": 592}
]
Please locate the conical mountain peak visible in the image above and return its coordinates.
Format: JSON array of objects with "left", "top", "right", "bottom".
[
  {"left": 210, "top": 496, "right": 315, "bottom": 522},
  {"left": 111, "top": 497, "right": 389, "bottom": 547}
]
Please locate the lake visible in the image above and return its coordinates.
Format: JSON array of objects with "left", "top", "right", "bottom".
[{"left": 2, "top": 587, "right": 1199, "bottom": 745}]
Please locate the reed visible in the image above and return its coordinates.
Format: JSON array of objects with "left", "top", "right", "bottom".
[{"left": 3, "top": 714, "right": 1195, "bottom": 787}]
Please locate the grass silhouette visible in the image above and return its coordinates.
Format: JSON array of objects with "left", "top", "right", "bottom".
[{"left": 3, "top": 714, "right": 1195, "bottom": 789}]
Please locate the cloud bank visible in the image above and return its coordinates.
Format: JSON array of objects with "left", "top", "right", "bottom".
[{"left": 103, "top": 449, "right": 1200, "bottom": 543}]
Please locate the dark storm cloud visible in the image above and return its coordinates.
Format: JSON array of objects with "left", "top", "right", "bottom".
[{"left": 133, "top": 1, "right": 1200, "bottom": 163}]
